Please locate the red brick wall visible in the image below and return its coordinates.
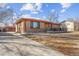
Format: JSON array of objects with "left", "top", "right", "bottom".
[{"left": 16, "top": 18, "right": 60, "bottom": 33}]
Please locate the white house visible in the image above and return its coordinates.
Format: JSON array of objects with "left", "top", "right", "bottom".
[
  {"left": 61, "top": 20, "right": 74, "bottom": 32},
  {"left": 61, "top": 19, "right": 79, "bottom": 32}
]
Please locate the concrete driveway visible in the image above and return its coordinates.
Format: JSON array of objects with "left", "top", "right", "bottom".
[{"left": 0, "top": 32, "right": 64, "bottom": 56}]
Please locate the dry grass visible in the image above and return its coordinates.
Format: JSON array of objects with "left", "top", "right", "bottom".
[{"left": 25, "top": 33, "right": 79, "bottom": 56}]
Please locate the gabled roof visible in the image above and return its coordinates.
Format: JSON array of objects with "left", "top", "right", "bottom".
[{"left": 16, "top": 18, "right": 60, "bottom": 25}]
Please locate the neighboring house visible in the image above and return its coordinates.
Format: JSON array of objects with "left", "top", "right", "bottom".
[
  {"left": 0, "top": 23, "right": 15, "bottom": 32},
  {"left": 15, "top": 18, "right": 60, "bottom": 34},
  {"left": 61, "top": 20, "right": 79, "bottom": 32},
  {"left": 5, "top": 25, "right": 15, "bottom": 32}
]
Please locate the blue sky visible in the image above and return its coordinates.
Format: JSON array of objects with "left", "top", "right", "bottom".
[{"left": 0, "top": 3, "right": 79, "bottom": 22}]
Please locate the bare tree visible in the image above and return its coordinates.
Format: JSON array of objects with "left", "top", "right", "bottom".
[
  {"left": 0, "top": 8, "right": 14, "bottom": 25},
  {"left": 48, "top": 10, "right": 59, "bottom": 23}
]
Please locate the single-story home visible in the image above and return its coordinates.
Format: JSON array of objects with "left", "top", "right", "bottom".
[{"left": 15, "top": 18, "right": 61, "bottom": 34}]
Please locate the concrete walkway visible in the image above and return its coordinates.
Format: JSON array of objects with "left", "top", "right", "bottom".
[{"left": 0, "top": 32, "right": 64, "bottom": 56}]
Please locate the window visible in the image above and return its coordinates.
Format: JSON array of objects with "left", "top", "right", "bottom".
[{"left": 31, "top": 22, "right": 40, "bottom": 28}]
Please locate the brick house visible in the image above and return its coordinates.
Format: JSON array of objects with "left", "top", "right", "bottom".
[{"left": 15, "top": 18, "right": 60, "bottom": 34}]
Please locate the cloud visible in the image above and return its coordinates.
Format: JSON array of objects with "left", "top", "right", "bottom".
[
  {"left": 61, "top": 3, "right": 72, "bottom": 9},
  {"left": 20, "top": 14, "right": 43, "bottom": 19},
  {"left": 0, "top": 3, "right": 7, "bottom": 8},
  {"left": 20, "top": 3, "right": 34, "bottom": 11},
  {"left": 31, "top": 11, "right": 39, "bottom": 14},
  {"left": 6, "top": 6, "right": 10, "bottom": 9},
  {"left": 46, "top": 4, "right": 49, "bottom": 7},
  {"left": 20, "top": 14, "right": 32, "bottom": 18},
  {"left": 43, "top": 16, "right": 46, "bottom": 19},
  {"left": 60, "top": 3, "right": 72, "bottom": 13},
  {"left": 51, "top": 9, "right": 55, "bottom": 12},
  {"left": 20, "top": 3, "right": 42, "bottom": 14},
  {"left": 50, "top": 9, "right": 57, "bottom": 15},
  {"left": 35, "top": 3, "right": 42, "bottom": 11},
  {"left": 60, "top": 9, "right": 66, "bottom": 13}
]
